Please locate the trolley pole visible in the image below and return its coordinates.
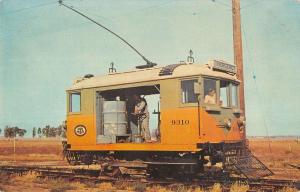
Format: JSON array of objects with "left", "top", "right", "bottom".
[{"left": 232, "top": 0, "right": 245, "bottom": 117}]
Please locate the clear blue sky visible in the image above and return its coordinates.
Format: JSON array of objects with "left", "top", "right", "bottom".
[{"left": 0, "top": 0, "right": 299, "bottom": 136}]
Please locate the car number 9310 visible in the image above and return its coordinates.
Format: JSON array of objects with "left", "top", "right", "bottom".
[{"left": 171, "top": 120, "right": 190, "bottom": 126}]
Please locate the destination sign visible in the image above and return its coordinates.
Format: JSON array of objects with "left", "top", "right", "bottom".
[{"left": 209, "top": 60, "right": 236, "bottom": 74}]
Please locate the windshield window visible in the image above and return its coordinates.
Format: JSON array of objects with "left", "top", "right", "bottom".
[
  {"left": 204, "top": 78, "right": 217, "bottom": 104},
  {"left": 220, "top": 81, "right": 230, "bottom": 107},
  {"left": 231, "top": 83, "right": 238, "bottom": 107},
  {"left": 181, "top": 79, "right": 198, "bottom": 103},
  {"left": 203, "top": 78, "right": 239, "bottom": 107}
]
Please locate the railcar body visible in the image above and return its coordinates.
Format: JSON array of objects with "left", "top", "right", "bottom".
[{"left": 64, "top": 60, "right": 247, "bottom": 175}]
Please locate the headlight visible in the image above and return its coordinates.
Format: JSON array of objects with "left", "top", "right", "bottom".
[
  {"left": 224, "top": 119, "right": 232, "bottom": 129},
  {"left": 237, "top": 116, "right": 246, "bottom": 131}
]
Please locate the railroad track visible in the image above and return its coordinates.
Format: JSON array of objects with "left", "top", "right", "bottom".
[{"left": 0, "top": 165, "right": 299, "bottom": 191}]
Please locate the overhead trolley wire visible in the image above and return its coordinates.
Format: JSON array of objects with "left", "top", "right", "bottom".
[
  {"left": 103, "top": 0, "right": 175, "bottom": 22},
  {"left": 58, "top": 0, "right": 156, "bottom": 67},
  {"left": 240, "top": 0, "right": 266, "bottom": 10},
  {"left": 0, "top": 1, "right": 175, "bottom": 42},
  {"left": 209, "top": 0, "right": 231, "bottom": 8},
  {"left": 241, "top": 21, "right": 273, "bottom": 154},
  {"left": 209, "top": 0, "right": 267, "bottom": 11},
  {"left": 1, "top": 0, "right": 77, "bottom": 16},
  {"left": 210, "top": 0, "right": 266, "bottom": 10},
  {"left": 0, "top": 1, "right": 60, "bottom": 41},
  {"left": 2, "top": 1, "right": 57, "bottom": 15}
]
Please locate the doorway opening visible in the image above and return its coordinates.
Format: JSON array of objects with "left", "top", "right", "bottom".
[{"left": 96, "top": 85, "right": 160, "bottom": 144}]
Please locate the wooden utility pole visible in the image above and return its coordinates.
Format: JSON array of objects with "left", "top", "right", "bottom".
[{"left": 232, "top": 0, "right": 245, "bottom": 116}]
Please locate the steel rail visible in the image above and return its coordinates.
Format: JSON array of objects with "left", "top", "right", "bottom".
[{"left": 0, "top": 165, "right": 299, "bottom": 191}]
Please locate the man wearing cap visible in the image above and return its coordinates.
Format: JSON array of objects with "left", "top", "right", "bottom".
[{"left": 133, "top": 94, "right": 151, "bottom": 142}]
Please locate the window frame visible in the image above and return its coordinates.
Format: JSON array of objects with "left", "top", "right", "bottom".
[
  {"left": 230, "top": 83, "right": 239, "bottom": 109},
  {"left": 219, "top": 80, "right": 231, "bottom": 108},
  {"left": 68, "top": 91, "right": 81, "bottom": 114},
  {"left": 202, "top": 77, "right": 218, "bottom": 106},
  {"left": 179, "top": 77, "right": 200, "bottom": 107},
  {"left": 201, "top": 76, "right": 240, "bottom": 109}
]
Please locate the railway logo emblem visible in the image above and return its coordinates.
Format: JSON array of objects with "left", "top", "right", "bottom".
[{"left": 74, "top": 125, "right": 87, "bottom": 136}]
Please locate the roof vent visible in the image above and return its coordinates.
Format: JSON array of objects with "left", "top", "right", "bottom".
[{"left": 159, "top": 64, "right": 184, "bottom": 76}]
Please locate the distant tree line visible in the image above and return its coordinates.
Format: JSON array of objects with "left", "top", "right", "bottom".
[
  {"left": 1, "top": 123, "right": 66, "bottom": 138},
  {"left": 2, "top": 126, "right": 27, "bottom": 138},
  {"left": 32, "top": 124, "right": 66, "bottom": 138}
]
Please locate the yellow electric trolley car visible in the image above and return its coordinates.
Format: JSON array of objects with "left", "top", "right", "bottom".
[
  {"left": 63, "top": 60, "right": 258, "bottom": 177},
  {"left": 60, "top": 0, "right": 272, "bottom": 178}
]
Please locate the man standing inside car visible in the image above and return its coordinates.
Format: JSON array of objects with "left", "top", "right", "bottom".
[{"left": 133, "top": 94, "right": 151, "bottom": 142}]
